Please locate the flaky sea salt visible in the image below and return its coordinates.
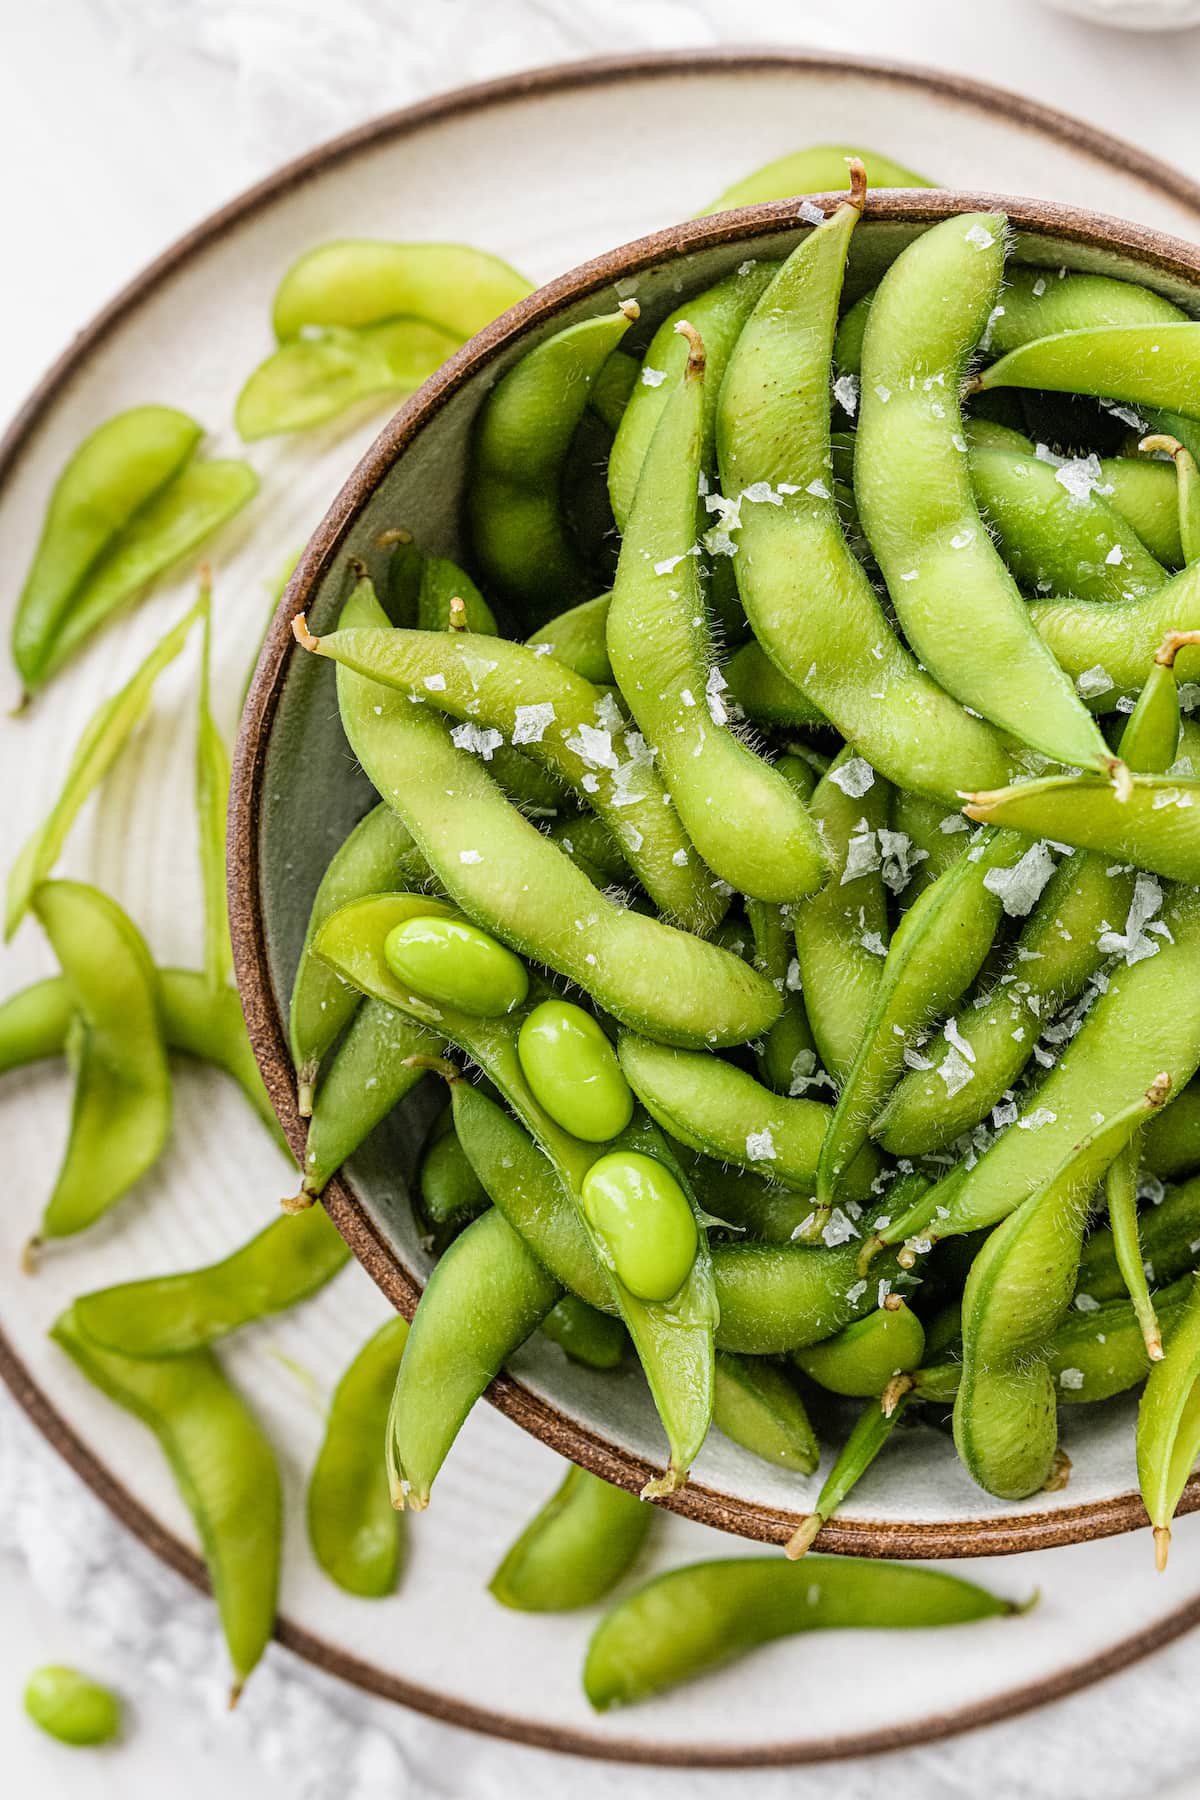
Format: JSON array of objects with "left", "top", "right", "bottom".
[
  {"left": 983, "top": 841, "right": 1056, "bottom": 916},
  {"left": 829, "top": 756, "right": 875, "bottom": 797},
  {"left": 833, "top": 373, "right": 860, "bottom": 417},
  {"left": 512, "top": 702, "right": 555, "bottom": 744},
  {"left": 745, "top": 1127, "right": 778, "bottom": 1162}
]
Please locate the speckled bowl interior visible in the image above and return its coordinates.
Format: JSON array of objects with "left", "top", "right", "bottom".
[{"left": 230, "top": 189, "right": 1200, "bottom": 1558}]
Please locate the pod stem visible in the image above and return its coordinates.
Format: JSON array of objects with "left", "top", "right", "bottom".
[
  {"left": 641, "top": 1463, "right": 686, "bottom": 1500},
  {"left": 1139, "top": 433, "right": 1185, "bottom": 462},
  {"left": 1156, "top": 630, "right": 1200, "bottom": 668},
  {"left": 845, "top": 156, "right": 867, "bottom": 214},
  {"left": 280, "top": 1187, "right": 315, "bottom": 1215},
  {"left": 881, "top": 1372, "right": 915, "bottom": 1417},
  {"left": 228, "top": 1681, "right": 244, "bottom": 1712},
  {"left": 1043, "top": 1446, "right": 1072, "bottom": 1494},
  {"left": 1155, "top": 1524, "right": 1172, "bottom": 1571},
  {"left": 618, "top": 298, "right": 641, "bottom": 323},
  {"left": 673, "top": 319, "right": 706, "bottom": 378},
  {"left": 375, "top": 526, "right": 413, "bottom": 548},
  {"left": 296, "top": 1066, "right": 317, "bottom": 1118},
  {"left": 448, "top": 596, "right": 469, "bottom": 632},
  {"left": 784, "top": 1513, "right": 823, "bottom": 1560},
  {"left": 291, "top": 613, "right": 321, "bottom": 653},
  {"left": 1105, "top": 756, "right": 1133, "bottom": 804},
  {"left": 20, "top": 1237, "right": 40, "bottom": 1275},
  {"left": 402, "top": 1053, "right": 464, "bottom": 1086}
]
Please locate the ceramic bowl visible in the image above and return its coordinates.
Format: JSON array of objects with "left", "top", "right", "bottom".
[{"left": 229, "top": 187, "right": 1200, "bottom": 1559}]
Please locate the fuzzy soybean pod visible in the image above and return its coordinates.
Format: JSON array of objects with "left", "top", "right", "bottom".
[
  {"left": 889, "top": 790, "right": 971, "bottom": 905},
  {"left": 785, "top": 1397, "right": 910, "bottom": 1558},
  {"left": 526, "top": 593, "right": 613, "bottom": 684},
  {"left": 1105, "top": 1133, "right": 1163, "bottom": 1363},
  {"left": 27, "top": 882, "right": 170, "bottom": 1252},
  {"left": 469, "top": 301, "right": 640, "bottom": 617},
  {"left": 816, "top": 831, "right": 1027, "bottom": 1210},
  {"left": 416, "top": 1111, "right": 490, "bottom": 1250},
  {"left": 712, "top": 1352, "right": 820, "bottom": 1473},
  {"left": 72, "top": 1208, "right": 349, "bottom": 1357},
  {"left": 717, "top": 180, "right": 1013, "bottom": 804},
  {"left": 583, "top": 1554, "right": 1020, "bottom": 1709},
  {"left": 289, "top": 803, "right": 430, "bottom": 1113},
  {"left": 314, "top": 901, "right": 716, "bottom": 1493},
  {"left": 7, "top": 596, "right": 202, "bottom": 939},
  {"left": 1145, "top": 1084, "right": 1200, "bottom": 1182},
  {"left": 1137, "top": 1272, "right": 1200, "bottom": 1568},
  {"left": 617, "top": 1033, "right": 879, "bottom": 1200},
  {"left": 699, "top": 144, "right": 932, "bottom": 214},
  {"left": 721, "top": 638, "right": 828, "bottom": 730},
  {"left": 325, "top": 580, "right": 778, "bottom": 1048},
  {"left": 1077, "top": 1174, "right": 1200, "bottom": 1304},
  {"left": 794, "top": 749, "right": 892, "bottom": 1085},
  {"left": 963, "top": 772, "right": 1200, "bottom": 884},
  {"left": 793, "top": 1299, "right": 926, "bottom": 1398},
  {"left": 976, "top": 321, "right": 1200, "bottom": 421},
  {"left": 954, "top": 1090, "right": 1168, "bottom": 1500},
  {"left": 297, "top": 618, "right": 719, "bottom": 933},
  {"left": 855, "top": 215, "right": 1113, "bottom": 773},
  {"left": 490, "top": 1466, "right": 652, "bottom": 1612},
  {"left": 746, "top": 893, "right": 817, "bottom": 1097},
  {"left": 541, "top": 1294, "right": 627, "bottom": 1369},
  {"left": 308, "top": 1315, "right": 409, "bottom": 1598},
  {"left": 1028, "top": 558, "right": 1200, "bottom": 703},
  {"left": 236, "top": 317, "right": 458, "bottom": 440},
  {"left": 271, "top": 240, "right": 532, "bottom": 341},
  {"left": 51, "top": 1305, "right": 280, "bottom": 1701},
  {"left": 607, "top": 322, "right": 827, "bottom": 903}
]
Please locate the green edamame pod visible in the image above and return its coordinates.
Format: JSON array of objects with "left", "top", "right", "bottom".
[
  {"left": 1136, "top": 1272, "right": 1200, "bottom": 1567},
  {"left": 856, "top": 213, "right": 1112, "bottom": 773},
  {"left": 1028, "top": 558, "right": 1200, "bottom": 704},
  {"left": 1106, "top": 1132, "right": 1162, "bottom": 1363},
  {"left": 1145, "top": 1084, "right": 1200, "bottom": 1181},
  {"left": 72, "top": 1207, "right": 348, "bottom": 1357},
  {"left": 469, "top": 302, "right": 640, "bottom": 617},
  {"left": 717, "top": 175, "right": 1013, "bottom": 803},
  {"left": 388, "top": 1206, "right": 561, "bottom": 1509},
  {"left": 308, "top": 1315, "right": 409, "bottom": 1598},
  {"left": 794, "top": 748, "right": 892, "bottom": 1083},
  {"left": 987, "top": 266, "right": 1185, "bottom": 351},
  {"left": 157, "top": 968, "right": 286, "bottom": 1149},
  {"left": 385, "top": 533, "right": 497, "bottom": 635},
  {"left": 236, "top": 317, "right": 458, "bottom": 439},
  {"left": 11, "top": 405, "right": 200, "bottom": 694},
  {"left": 1078, "top": 1172, "right": 1200, "bottom": 1304},
  {"left": 541, "top": 1294, "right": 627, "bottom": 1369},
  {"left": 7, "top": 597, "right": 203, "bottom": 940},
  {"left": 23, "top": 1667, "right": 122, "bottom": 1747},
  {"left": 686, "top": 1154, "right": 821, "bottom": 1245},
  {"left": 325, "top": 580, "right": 778, "bottom": 1049},
  {"left": 747, "top": 895, "right": 817, "bottom": 1097},
  {"left": 699, "top": 144, "right": 932, "bottom": 214},
  {"left": 786, "top": 1396, "right": 910, "bottom": 1558},
  {"left": 546, "top": 813, "right": 629, "bottom": 890},
  {"left": 618, "top": 1032, "right": 878, "bottom": 1199},
  {"left": 52, "top": 1305, "right": 280, "bottom": 1700},
  {"left": 490, "top": 1465, "right": 651, "bottom": 1612},
  {"left": 30, "top": 882, "right": 170, "bottom": 1248},
  {"left": 794, "top": 1300, "right": 925, "bottom": 1398},
  {"left": 194, "top": 591, "right": 234, "bottom": 993},
  {"left": 416, "top": 1114, "right": 490, "bottom": 1250},
  {"left": 721, "top": 638, "right": 828, "bottom": 729},
  {"left": 963, "top": 771, "right": 1200, "bottom": 884},
  {"left": 888, "top": 789, "right": 971, "bottom": 905},
  {"left": 1140, "top": 434, "right": 1200, "bottom": 564},
  {"left": 526, "top": 593, "right": 614, "bottom": 685},
  {"left": 289, "top": 802, "right": 429, "bottom": 1113},
  {"left": 590, "top": 349, "right": 639, "bottom": 432},
  {"left": 271, "top": 240, "right": 532, "bottom": 342},
  {"left": 583, "top": 1553, "right": 1020, "bottom": 1709},
  {"left": 1103, "top": 455, "right": 1187, "bottom": 567},
  {"left": 0, "top": 976, "right": 74, "bottom": 1074},
  {"left": 712, "top": 1351, "right": 819, "bottom": 1473},
  {"left": 607, "top": 320, "right": 828, "bottom": 903},
  {"left": 977, "top": 321, "right": 1200, "bottom": 421}
]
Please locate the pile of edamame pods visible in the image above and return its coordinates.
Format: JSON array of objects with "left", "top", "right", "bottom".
[{"left": 11, "top": 138, "right": 1200, "bottom": 1723}]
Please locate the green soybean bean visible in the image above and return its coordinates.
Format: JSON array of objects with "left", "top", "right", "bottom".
[
  {"left": 954, "top": 1088, "right": 1167, "bottom": 1499},
  {"left": 717, "top": 178, "right": 1012, "bottom": 803},
  {"left": 490, "top": 1465, "right": 651, "bottom": 1612},
  {"left": 856, "top": 214, "right": 1112, "bottom": 772},
  {"left": 962, "top": 771, "right": 1200, "bottom": 884},
  {"left": 0, "top": 976, "right": 74, "bottom": 1074},
  {"left": 73, "top": 1207, "right": 348, "bottom": 1357},
  {"left": 816, "top": 831, "right": 1026, "bottom": 1210},
  {"left": 584, "top": 1553, "right": 1019, "bottom": 1709},
  {"left": 7, "top": 597, "right": 202, "bottom": 939},
  {"left": 416, "top": 1112, "right": 490, "bottom": 1250},
  {"left": 236, "top": 317, "right": 458, "bottom": 439},
  {"left": 581, "top": 1150, "right": 699, "bottom": 1302},
  {"left": 1137, "top": 1271, "right": 1200, "bottom": 1567},
  {"left": 23, "top": 1667, "right": 122, "bottom": 1747},
  {"left": 289, "top": 802, "right": 429, "bottom": 1113},
  {"left": 270, "top": 240, "right": 532, "bottom": 342},
  {"left": 785, "top": 1396, "right": 910, "bottom": 1557},
  {"left": 617, "top": 1033, "right": 878, "bottom": 1199},
  {"left": 711, "top": 1352, "right": 819, "bottom": 1472},
  {"left": 1106, "top": 1133, "right": 1163, "bottom": 1362},
  {"left": 607, "top": 321, "right": 827, "bottom": 902},
  {"left": 794, "top": 1299, "right": 925, "bottom": 1398},
  {"left": 794, "top": 747, "right": 892, "bottom": 1084},
  {"left": 517, "top": 999, "right": 632, "bottom": 1142},
  {"left": 308, "top": 1315, "right": 409, "bottom": 1597},
  {"left": 699, "top": 144, "right": 931, "bottom": 214},
  {"left": 1028, "top": 559, "right": 1200, "bottom": 703},
  {"left": 29, "top": 882, "right": 170, "bottom": 1249},
  {"left": 747, "top": 893, "right": 818, "bottom": 1097},
  {"left": 384, "top": 914, "right": 529, "bottom": 1016},
  {"left": 526, "top": 593, "right": 614, "bottom": 685},
  {"left": 325, "top": 579, "right": 778, "bottom": 1048},
  {"left": 11, "top": 405, "right": 200, "bottom": 695},
  {"left": 469, "top": 302, "right": 640, "bottom": 617},
  {"left": 977, "top": 321, "right": 1200, "bottom": 421},
  {"left": 388, "top": 1205, "right": 562, "bottom": 1508},
  {"left": 314, "top": 905, "right": 715, "bottom": 1492},
  {"left": 1146, "top": 1083, "right": 1200, "bottom": 1181},
  {"left": 52, "top": 1304, "right": 279, "bottom": 1699},
  {"left": 540, "top": 1294, "right": 627, "bottom": 1369},
  {"left": 300, "top": 617, "right": 716, "bottom": 931}
]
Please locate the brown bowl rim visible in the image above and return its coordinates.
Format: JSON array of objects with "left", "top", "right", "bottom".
[{"left": 5, "top": 47, "right": 1200, "bottom": 1768}]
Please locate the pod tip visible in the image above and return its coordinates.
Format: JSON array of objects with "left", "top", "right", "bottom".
[
  {"left": 291, "top": 613, "right": 321, "bottom": 653},
  {"left": 881, "top": 1374, "right": 914, "bottom": 1418},
  {"left": 784, "top": 1515, "right": 822, "bottom": 1560},
  {"left": 1155, "top": 1524, "right": 1171, "bottom": 1572},
  {"left": 619, "top": 298, "right": 641, "bottom": 322},
  {"left": 673, "top": 319, "right": 706, "bottom": 377},
  {"left": 228, "top": 1682, "right": 243, "bottom": 1712},
  {"left": 280, "top": 1188, "right": 314, "bottom": 1215},
  {"left": 846, "top": 156, "right": 867, "bottom": 213}
]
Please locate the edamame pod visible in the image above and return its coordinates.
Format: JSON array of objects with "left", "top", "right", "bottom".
[
  {"left": 72, "top": 1207, "right": 349, "bottom": 1357},
  {"left": 1028, "top": 558, "right": 1200, "bottom": 705},
  {"left": 721, "top": 638, "right": 828, "bottom": 729},
  {"left": 963, "top": 772, "right": 1200, "bottom": 885},
  {"left": 326, "top": 580, "right": 778, "bottom": 1049},
  {"left": 1106, "top": 1133, "right": 1163, "bottom": 1362},
  {"left": 607, "top": 321, "right": 828, "bottom": 902},
  {"left": 1077, "top": 1173, "right": 1200, "bottom": 1304},
  {"left": 157, "top": 969, "right": 286, "bottom": 1150},
  {"left": 977, "top": 321, "right": 1200, "bottom": 421},
  {"left": 490, "top": 1466, "right": 651, "bottom": 1612},
  {"left": 540, "top": 1294, "right": 626, "bottom": 1368},
  {"left": 526, "top": 593, "right": 614, "bottom": 685},
  {"left": 699, "top": 144, "right": 931, "bottom": 214},
  {"left": 1145, "top": 1083, "right": 1200, "bottom": 1181},
  {"left": 308, "top": 1316, "right": 409, "bottom": 1597},
  {"left": 583, "top": 1555, "right": 1021, "bottom": 1709},
  {"left": 416, "top": 1112, "right": 490, "bottom": 1251},
  {"left": 52, "top": 1305, "right": 280, "bottom": 1700},
  {"left": 194, "top": 594, "right": 234, "bottom": 993},
  {"left": 747, "top": 892, "right": 818, "bottom": 1097},
  {"left": 712, "top": 1351, "right": 820, "bottom": 1473},
  {"left": 856, "top": 213, "right": 1113, "bottom": 772},
  {"left": 236, "top": 317, "right": 458, "bottom": 439},
  {"left": 270, "top": 240, "right": 532, "bottom": 342},
  {"left": 785, "top": 1397, "right": 909, "bottom": 1558},
  {"left": 794, "top": 1299, "right": 925, "bottom": 1398},
  {"left": 0, "top": 976, "right": 74, "bottom": 1074},
  {"left": 469, "top": 302, "right": 639, "bottom": 616},
  {"left": 1136, "top": 1272, "right": 1200, "bottom": 1567},
  {"left": 888, "top": 789, "right": 971, "bottom": 905}
]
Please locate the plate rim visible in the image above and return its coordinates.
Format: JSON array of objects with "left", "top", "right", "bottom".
[{"left": 6, "top": 44, "right": 1200, "bottom": 1769}]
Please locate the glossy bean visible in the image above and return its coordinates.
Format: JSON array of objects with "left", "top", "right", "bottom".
[
  {"left": 23, "top": 1668, "right": 121, "bottom": 1747},
  {"left": 581, "top": 1150, "right": 699, "bottom": 1302},
  {"left": 699, "top": 144, "right": 931, "bottom": 214},
  {"left": 712, "top": 1351, "right": 819, "bottom": 1474},
  {"left": 52, "top": 1304, "right": 280, "bottom": 1700},
  {"left": 794, "top": 1299, "right": 925, "bottom": 1398},
  {"left": 583, "top": 1554, "right": 1019, "bottom": 1709},
  {"left": 308, "top": 1315, "right": 409, "bottom": 1597},
  {"left": 490, "top": 1465, "right": 652, "bottom": 1612},
  {"left": 517, "top": 999, "right": 633, "bottom": 1142},
  {"left": 1136, "top": 1272, "right": 1200, "bottom": 1567},
  {"left": 236, "top": 316, "right": 458, "bottom": 439},
  {"left": 384, "top": 913, "right": 529, "bottom": 1016}
]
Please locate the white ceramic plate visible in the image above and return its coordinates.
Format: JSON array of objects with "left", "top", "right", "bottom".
[{"left": 4, "top": 50, "right": 1200, "bottom": 1765}]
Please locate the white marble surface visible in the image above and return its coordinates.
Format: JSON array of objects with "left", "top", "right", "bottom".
[{"left": 6, "top": 1, "right": 1200, "bottom": 1795}]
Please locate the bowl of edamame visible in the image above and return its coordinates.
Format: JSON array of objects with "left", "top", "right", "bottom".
[{"left": 231, "top": 174, "right": 1200, "bottom": 1563}]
